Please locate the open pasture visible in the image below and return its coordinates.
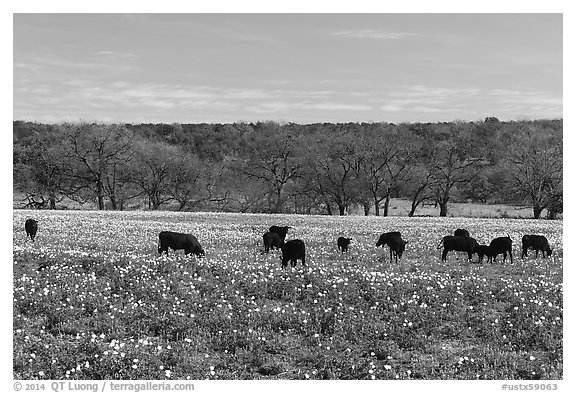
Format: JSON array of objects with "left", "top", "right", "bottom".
[{"left": 13, "top": 210, "right": 562, "bottom": 380}]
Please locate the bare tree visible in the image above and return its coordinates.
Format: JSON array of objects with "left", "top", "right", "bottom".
[
  {"left": 62, "top": 123, "right": 133, "bottom": 210},
  {"left": 506, "top": 125, "right": 562, "bottom": 218},
  {"left": 129, "top": 140, "right": 184, "bottom": 210},
  {"left": 14, "top": 134, "right": 69, "bottom": 209},
  {"left": 240, "top": 122, "right": 303, "bottom": 213},
  {"left": 307, "top": 130, "right": 363, "bottom": 216}
]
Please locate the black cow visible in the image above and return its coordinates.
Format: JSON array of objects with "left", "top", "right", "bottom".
[
  {"left": 489, "top": 236, "right": 513, "bottom": 263},
  {"left": 25, "top": 219, "right": 38, "bottom": 241},
  {"left": 158, "top": 231, "right": 205, "bottom": 257},
  {"left": 387, "top": 236, "right": 408, "bottom": 263},
  {"left": 263, "top": 231, "right": 284, "bottom": 253},
  {"left": 454, "top": 228, "right": 470, "bottom": 237},
  {"left": 522, "top": 235, "right": 552, "bottom": 259},
  {"left": 280, "top": 239, "right": 306, "bottom": 268},
  {"left": 450, "top": 229, "right": 471, "bottom": 259},
  {"left": 475, "top": 244, "right": 499, "bottom": 263},
  {"left": 337, "top": 237, "right": 352, "bottom": 253},
  {"left": 376, "top": 231, "right": 404, "bottom": 262},
  {"left": 375, "top": 231, "right": 402, "bottom": 247},
  {"left": 437, "top": 236, "right": 479, "bottom": 262},
  {"left": 269, "top": 226, "right": 291, "bottom": 242}
]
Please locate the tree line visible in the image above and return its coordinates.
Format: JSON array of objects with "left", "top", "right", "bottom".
[{"left": 13, "top": 118, "right": 563, "bottom": 219}]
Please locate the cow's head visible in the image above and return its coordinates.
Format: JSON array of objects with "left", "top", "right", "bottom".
[{"left": 398, "top": 240, "right": 408, "bottom": 255}]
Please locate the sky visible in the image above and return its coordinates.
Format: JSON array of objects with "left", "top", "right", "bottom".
[{"left": 13, "top": 13, "right": 563, "bottom": 124}]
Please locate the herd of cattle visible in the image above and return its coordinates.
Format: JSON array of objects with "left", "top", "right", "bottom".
[{"left": 24, "top": 218, "right": 554, "bottom": 268}]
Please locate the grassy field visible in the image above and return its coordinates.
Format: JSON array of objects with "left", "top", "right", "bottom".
[{"left": 13, "top": 210, "right": 563, "bottom": 380}]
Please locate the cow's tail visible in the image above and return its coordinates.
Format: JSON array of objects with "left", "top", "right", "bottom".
[{"left": 436, "top": 239, "right": 444, "bottom": 249}]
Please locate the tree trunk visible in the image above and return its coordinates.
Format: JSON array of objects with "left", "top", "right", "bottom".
[
  {"left": 533, "top": 204, "right": 544, "bottom": 219},
  {"left": 325, "top": 200, "right": 333, "bottom": 215},
  {"left": 383, "top": 193, "right": 391, "bottom": 216},
  {"left": 109, "top": 195, "right": 118, "bottom": 210},
  {"left": 49, "top": 193, "right": 56, "bottom": 210},
  {"left": 439, "top": 201, "right": 448, "bottom": 217},
  {"left": 363, "top": 201, "right": 370, "bottom": 216},
  {"left": 338, "top": 204, "right": 346, "bottom": 216},
  {"left": 151, "top": 193, "right": 162, "bottom": 210},
  {"left": 408, "top": 199, "right": 418, "bottom": 217},
  {"left": 374, "top": 202, "right": 380, "bottom": 216},
  {"left": 97, "top": 182, "right": 105, "bottom": 210},
  {"left": 272, "top": 191, "right": 283, "bottom": 213}
]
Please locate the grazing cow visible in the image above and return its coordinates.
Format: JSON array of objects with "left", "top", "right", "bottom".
[
  {"left": 522, "top": 235, "right": 552, "bottom": 259},
  {"left": 387, "top": 236, "right": 408, "bottom": 263},
  {"left": 437, "top": 236, "right": 479, "bottom": 262},
  {"left": 450, "top": 229, "right": 471, "bottom": 259},
  {"left": 158, "top": 231, "right": 205, "bottom": 257},
  {"left": 280, "top": 239, "right": 306, "bottom": 268},
  {"left": 489, "top": 236, "right": 513, "bottom": 263},
  {"left": 475, "top": 244, "right": 499, "bottom": 263},
  {"left": 375, "top": 231, "right": 402, "bottom": 247},
  {"left": 269, "top": 226, "right": 291, "bottom": 242},
  {"left": 376, "top": 231, "right": 404, "bottom": 262},
  {"left": 454, "top": 228, "right": 470, "bottom": 237},
  {"left": 263, "top": 231, "right": 284, "bottom": 253},
  {"left": 337, "top": 237, "right": 352, "bottom": 253},
  {"left": 25, "top": 219, "right": 38, "bottom": 241}
]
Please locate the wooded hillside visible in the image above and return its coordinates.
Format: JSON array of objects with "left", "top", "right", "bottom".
[{"left": 13, "top": 118, "right": 562, "bottom": 218}]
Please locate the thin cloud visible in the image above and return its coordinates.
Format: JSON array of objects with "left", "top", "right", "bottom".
[
  {"left": 313, "top": 103, "right": 372, "bottom": 111},
  {"left": 14, "top": 78, "right": 562, "bottom": 123},
  {"left": 96, "top": 50, "right": 139, "bottom": 58},
  {"left": 379, "top": 85, "right": 562, "bottom": 119},
  {"left": 381, "top": 104, "right": 403, "bottom": 112},
  {"left": 332, "top": 30, "right": 417, "bottom": 40},
  {"left": 245, "top": 102, "right": 304, "bottom": 114},
  {"left": 19, "top": 54, "right": 137, "bottom": 74}
]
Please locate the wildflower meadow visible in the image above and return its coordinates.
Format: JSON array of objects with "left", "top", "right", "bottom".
[{"left": 13, "top": 210, "right": 562, "bottom": 380}]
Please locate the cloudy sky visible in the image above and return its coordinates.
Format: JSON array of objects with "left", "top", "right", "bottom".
[{"left": 13, "top": 13, "right": 562, "bottom": 124}]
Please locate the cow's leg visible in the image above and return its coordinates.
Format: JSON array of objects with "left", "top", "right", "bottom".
[
  {"left": 467, "top": 251, "right": 473, "bottom": 262},
  {"left": 509, "top": 250, "right": 513, "bottom": 263},
  {"left": 441, "top": 249, "right": 448, "bottom": 262},
  {"left": 302, "top": 255, "right": 306, "bottom": 266}
]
